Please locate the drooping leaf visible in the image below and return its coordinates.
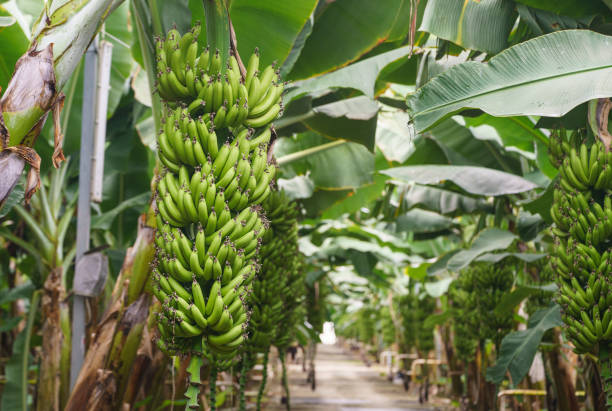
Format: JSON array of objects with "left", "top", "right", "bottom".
[
  {"left": 303, "top": 97, "right": 379, "bottom": 151},
  {"left": 495, "top": 283, "right": 557, "bottom": 315},
  {"left": 535, "top": 103, "right": 587, "bottom": 130},
  {"left": 299, "top": 189, "right": 353, "bottom": 218},
  {"left": 305, "top": 269, "right": 327, "bottom": 287},
  {"left": 204, "top": 0, "right": 230, "bottom": 69},
  {"left": 447, "top": 228, "right": 517, "bottom": 271},
  {"left": 522, "top": 181, "right": 554, "bottom": 223},
  {"left": 402, "top": 184, "right": 493, "bottom": 215},
  {"left": 381, "top": 165, "right": 538, "bottom": 196},
  {"left": 321, "top": 175, "right": 387, "bottom": 219},
  {"left": 323, "top": 236, "right": 409, "bottom": 265},
  {"left": 158, "top": 0, "right": 191, "bottom": 34},
  {"left": 277, "top": 96, "right": 379, "bottom": 150},
  {"left": 486, "top": 304, "right": 562, "bottom": 386},
  {"left": 348, "top": 250, "right": 390, "bottom": 288},
  {"left": 409, "top": 30, "right": 612, "bottom": 132},
  {"left": 287, "top": 0, "right": 407, "bottom": 80},
  {"left": 280, "top": 10, "right": 314, "bottom": 77},
  {"left": 396, "top": 208, "right": 454, "bottom": 234},
  {"left": 424, "top": 277, "right": 454, "bottom": 298},
  {"left": 376, "top": 110, "right": 414, "bottom": 163},
  {"left": 402, "top": 136, "right": 449, "bottom": 166},
  {"left": 428, "top": 117, "right": 520, "bottom": 172},
  {"left": 517, "top": 209, "right": 548, "bottom": 241},
  {"left": 475, "top": 252, "right": 546, "bottom": 264},
  {"left": 420, "top": 0, "right": 516, "bottom": 54},
  {"left": 286, "top": 46, "right": 414, "bottom": 101},
  {"left": 275, "top": 132, "right": 374, "bottom": 190},
  {"left": 230, "top": 0, "right": 318, "bottom": 70},
  {"left": 427, "top": 249, "right": 461, "bottom": 276},
  {"left": 278, "top": 175, "right": 315, "bottom": 200},
  {"left": 460, "top": 114, "right": 545, "bottom": 159}
]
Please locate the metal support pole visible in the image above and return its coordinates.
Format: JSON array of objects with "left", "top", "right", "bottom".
[
  {"left": 70, "top": 40, "right": 98, "bottom": 390},
  {"left": 91, "top": 40, "right": 113, "bottom": 203}
]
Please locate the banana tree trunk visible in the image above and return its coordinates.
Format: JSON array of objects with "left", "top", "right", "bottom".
[
  {"left": 543, "top": 330, "right": 579, "bottom": 411},
  {"left": 65, "top": 214, "right": 155, "bottom": 410},
  {"left": 35, "top": 268, "right": 67, "bottom": 411},
  {"left": 440, "top": 325, "right": 463, "bottom": 399},
  {"left": 0, "top": 0, "right": 125, "bottom": 204}
]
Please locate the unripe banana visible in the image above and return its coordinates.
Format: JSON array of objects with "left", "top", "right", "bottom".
[
  {"left": 153, "top": 28, "right": 286, "bottom": 369},
  {"left": 550, "top": 134, "right": 612, "bottom": 355}
]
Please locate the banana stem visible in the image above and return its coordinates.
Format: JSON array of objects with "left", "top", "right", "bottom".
[
  {"left": 209, "top": 365, "right": 218, "bottom": 411},
  {"left": 184, "top": 356, "right": 203, "bottom": 410},
  {"left": 280, "top": 350, "right": 290, "bottom": 411},
  {"left": 239, "top": 357, "right": 248, "bottom": 411},
  {"left": 256, "top": 349, "right": 269, "bottom": 411},
  {"left": 598, "top": 344, "right": 612, "bottom": 408}
]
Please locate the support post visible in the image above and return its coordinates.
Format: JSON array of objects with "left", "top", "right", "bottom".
[{"left": 70, "top": 40, "right": 98, "bottom": 389}]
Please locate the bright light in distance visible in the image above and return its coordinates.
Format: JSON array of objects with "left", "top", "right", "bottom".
[{"left": 320, "top": 321, "right": 336, "bottom": 345}]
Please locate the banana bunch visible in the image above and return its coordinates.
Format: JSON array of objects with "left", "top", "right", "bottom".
[
  {"left": 549, "top": 131, "right": 612, "bottom": 191},
  {"left": 549, "top": 134, "right": 612, "bottom": 354},
  {"left": 263, "top": 193, "right": 304, "bottom": 350},
  {"left": 245, "top": 192, "right": 302, "bottom": 352},
  {"left": 236, "top": 192, "right": 303, "bottom": 411},
  {"left": 469, "top": 263, "right": 514, "bottom": 344},
  {"left": 451, "top": 263, "right": 514, "bottom": 348},
  {"left": 155, "top": 25, "right": 284, "bottom": 129},
  {"left": 398, "top": 291, "right": 435, "bottom": 355},
  {"left": 448, "top": 280, "right": 478, "bottom": 362},
  {"left": 380, "top": 306, "right": 396, "bottom": 348},
  {"left": 357, "top": 307, "right": 377, "bottom": 345},
  {"left": 152, "top": 27, "right": 284, "bottom": 368}
]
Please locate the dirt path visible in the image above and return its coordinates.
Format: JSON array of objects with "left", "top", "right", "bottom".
[{"left": 264, "top": 344, "right": 440, "bottom": 411}]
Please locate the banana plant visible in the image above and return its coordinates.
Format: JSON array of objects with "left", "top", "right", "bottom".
[{"left": 0, "top": 161, "right": 75, "bottom": 411}]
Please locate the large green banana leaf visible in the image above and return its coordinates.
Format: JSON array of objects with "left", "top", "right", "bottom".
[
  {"left": 287, "top": 0, "right": 408, "bottom": 80},
  {"left": 409, "top": 30, "right": 612, "bottom": 132},
  {"left": 420, "top": 0, "right": 516, "bottom": 54},
  {"left": 487, "top": 304, "right": 562, "bottom": 387},
  {"left": 380, "top": 165, "right": 538, "bottom": 196}
]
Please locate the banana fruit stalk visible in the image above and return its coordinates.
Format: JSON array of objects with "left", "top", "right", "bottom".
[
  {"left": 549, "top": 132, "right": 612, "bottom": 355},
  {"left": 151, "top": 25, "right": 284, "bottom": 369}
]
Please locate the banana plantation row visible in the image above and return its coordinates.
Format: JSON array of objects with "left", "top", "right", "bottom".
[{"left": 0, "top": 0, "right": 611, "bottom": 410}]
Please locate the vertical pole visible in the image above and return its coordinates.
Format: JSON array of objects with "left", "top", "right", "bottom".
[
  {"left": 91, "top": 40, "right": 113, "bottom": 203},
  {"left": 70, "top": 40, "right": 98, "bottom": 390}
]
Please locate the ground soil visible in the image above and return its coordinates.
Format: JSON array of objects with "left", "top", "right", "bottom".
[{"left": 262, "top": 344, "right": 448, "bottom": 411}]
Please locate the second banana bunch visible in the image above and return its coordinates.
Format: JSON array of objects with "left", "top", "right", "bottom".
[
  {"left": 549, "top": 130, "right": 612, "bottom": 355},
  {"left": 151, "top": 24, "right": 284, "bottom": 370}
]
